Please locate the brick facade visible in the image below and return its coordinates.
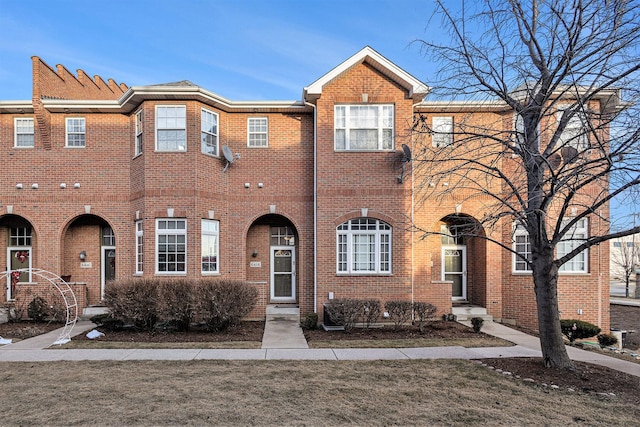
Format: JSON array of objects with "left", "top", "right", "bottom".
[{"left": 0, "top": 47, "right": 610, "bottom": 331}]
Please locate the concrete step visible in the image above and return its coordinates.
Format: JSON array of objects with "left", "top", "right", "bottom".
[
  {"left": 81, "top": 306, "right": 109, "bottom": 320},
  {"left": 452, "top": 305, "right": 493, "bottom": 322},
  {"left": 265, "top": 305, "right": 300, "bottom": 322}
]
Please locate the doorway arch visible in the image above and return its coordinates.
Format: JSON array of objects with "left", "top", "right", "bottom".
[
  {"left": 438, "top": 214, "right": 486, "bottom": 304},
  {"left": 246, "top": 214, "right": 299, "bottom": 304}
]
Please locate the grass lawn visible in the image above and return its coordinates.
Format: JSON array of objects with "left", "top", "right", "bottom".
[{"left": 0, "top": 359, "right": 638, "bottom": 426}]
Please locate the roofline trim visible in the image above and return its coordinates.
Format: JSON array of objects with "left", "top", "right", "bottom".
[{"left": 303, "top": 46, "right": 430, "bottom": 101}]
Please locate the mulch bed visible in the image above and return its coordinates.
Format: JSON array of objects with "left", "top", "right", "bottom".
[
  {"left": 0, "top": 321, "right": 63, "bottom": 339},
  {"left": 482, "top": 357, "right": 640, "bottom": 405},
  {"left": 304, "top": 320, "right": 488, "bottom": 341},
  {"left": 73, "top": 321, "right": 265, "bottom": 343}
]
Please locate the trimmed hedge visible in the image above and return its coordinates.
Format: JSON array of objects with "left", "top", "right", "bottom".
[
  {"left": 324, "top": 299, "right": 438, "bottom": 332},
  {"left": 560, "top": 319, "right": 601, "bottom": 343},
  {"left": 103, "top": 278, "right": 257, "bottom": 332}
]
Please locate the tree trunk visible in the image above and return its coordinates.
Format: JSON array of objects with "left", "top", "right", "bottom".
[
  {"left": 532, "top": 254, "right": 574, "bottom": 369},
  {"left": 625, "top": 276, "right": 630, "bottom": 298}
]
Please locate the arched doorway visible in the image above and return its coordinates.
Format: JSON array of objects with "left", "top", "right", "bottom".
[
  {"left": 247, "top": 214, "right": 298, "bottom": 304},
  {"left": 439, "top": 214, "right": 486, "bottom": 304},
  {"left": 0, "top": 215, "right": 36, "bottom": 301},
  {"left": 62, "top": 214, "right": 115, "bottom": 304}
]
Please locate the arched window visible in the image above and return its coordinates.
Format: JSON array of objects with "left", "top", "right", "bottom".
[{"left": 336, "top": 218, "right": 391, "bottom": 274}]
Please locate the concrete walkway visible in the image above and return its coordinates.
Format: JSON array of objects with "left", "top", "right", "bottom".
[{"left": 1, "top": 318, "right": 639, "bottom": 378}]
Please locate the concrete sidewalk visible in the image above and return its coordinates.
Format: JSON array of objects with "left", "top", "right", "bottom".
[{"left": 1, "top": 319, "right": 639, "bottom": 379}]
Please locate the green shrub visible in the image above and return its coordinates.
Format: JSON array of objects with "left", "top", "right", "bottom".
[
  {"left": 413, "top": 302, "right": 437, "bottom": 333},
  {"left": 560, "top": 319, "right": 601, "bottom": 343},
  {"left": 324, "top": 299, "right": 364, "bottom": 332},
  {"left": 27, "top": 296, "right": 50, "bottom": 322},
  {"left": 198, "top": 279, "right": 258, "bottom": 331},
  {"left": 300, "top": 312, "right": 318, "bottom": 330},
  {"left": 471, "top": 317, "right": 484, "bottom": 333},
  {"left": 384, "top": 300, "right": 413, "bottom": 330},
  {"left": 597, "top": 333, "right": 618, "bottom": 349}
]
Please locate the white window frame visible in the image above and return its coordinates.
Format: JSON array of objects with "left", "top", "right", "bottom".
[
  {"left": 201, "top": 219, "right": 219, "bottom": 274},
  {"left": 512, "top": 222, "right": 532, "bottom": 273},
  {"left": 558, "top": 218, "right": 589, "bottom": 273},
  {"left": 557, "top": 106, "right": 589, "bottom": 152},
  {"left": 14, "top": 118, "right": 34, "bottom": 148},
  {"left": 135, "top": 110, "right": 143, "bottom": 156},
  {"left": 248, "top": 117, "right": 268, "bottom": 147},
  {"left": 336, "top": 218, "right": 391, "bottom": 274},
  {"left": 66, "top": 117, "right": 86, "bottom": 148},
  {"left": 334, "top": 105, "right": 394, "bottom": 151},
  {"left": 155, "top": 219, "right": 187, "bottom": 274},
  {"left": 514, "top": 113, "right": 540, "bottom": 150},
  {"left": 7, "top": 227, "right": 33, "bottom": 298},
  {"left": 201, "top": 108, "right": 219, "bottom": 156},
  {"left": 155, "top": 105, "right": 187, "bottom": 152},
  {"left": 432, "top": 116, "right": 453, "bottom": 148},
  {"left": 135, "top": 220, "right": 143, "bottom": 274}
]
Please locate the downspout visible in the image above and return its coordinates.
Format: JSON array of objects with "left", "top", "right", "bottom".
[
  {"left": 305, "top": 101, "right": 318, "bottom": 313},
  {"left": 410, "top": 101, "right": 420, "bottom": 309}
]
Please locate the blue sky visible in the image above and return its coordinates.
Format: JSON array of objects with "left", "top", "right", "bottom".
[
  {"left": 0, "top": 0, "right": 440, "bottom": 101},
  {"left": 0, "top": 0, "right": 636, "bottom": 226}
]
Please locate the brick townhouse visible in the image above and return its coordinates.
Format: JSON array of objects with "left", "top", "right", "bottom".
[{"left": 0, "top": 46, "right": 611, "bottom": 330}]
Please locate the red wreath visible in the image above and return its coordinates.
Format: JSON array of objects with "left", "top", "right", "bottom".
[{"left": 15, "top": 250, "right": 29, "bottom": 263}]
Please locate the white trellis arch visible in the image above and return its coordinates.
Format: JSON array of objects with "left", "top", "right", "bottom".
[{"left": 1, "top": 268, "right": 78, "bottom": 346}]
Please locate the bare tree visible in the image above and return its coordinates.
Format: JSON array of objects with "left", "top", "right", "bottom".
[
  {"left": 610, "top": 234, "right": 640, "bottom": 298},
  {"left": 414, "top": 0, "right": 640, "bottom": 368}
]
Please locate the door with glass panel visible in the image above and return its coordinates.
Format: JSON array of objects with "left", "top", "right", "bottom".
[
  {"left": 442, "top": 245, "right": 467, "bottom": 300},
  {"left": 101, "top": 226, "right": 116, "bottom": 299},
  {"left": 270, "top": 226, "right": 296, "bottom": 302},
  {"left": 271, "top": 247, "right": 295, "bottom": 302}
]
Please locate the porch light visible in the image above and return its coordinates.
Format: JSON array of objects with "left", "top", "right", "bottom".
[
  {"left": 79, "top": 251, "right": 86, "bottom": 261},
  {"left": 252, "top": 249, "right": 258, "bottom": 258},
  {"left": 16, "top": 183, "right": 23, "bottom": 189}
]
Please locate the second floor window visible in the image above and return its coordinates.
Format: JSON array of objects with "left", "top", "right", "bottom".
[
  {"left": 135, "top": 110, "right": 143, "bottom": 156},
  {"left": 201, "top": 108, "right": 219, "bottom": 155},
  {"left": 557, "top": 107, "right": 589, "bottom": 152},
  {"left": 335, "top": 105, "right": 394, "bottom": 151},
  {"left": 156, "top": 106, "right": 186, "bottom": 151},
  {"left": 14, "top": 118, "right": 34, "bottom": 148},
  {"left": 248, "top": 117, "right": 268, "bottom": 147},
  {"left": 66, "top": 118, "right": 86, "bottom": 147},
  {"left": 432, "top": 116, "right": 453, "bottom": 147}
]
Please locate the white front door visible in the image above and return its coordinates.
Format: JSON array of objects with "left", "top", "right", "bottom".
[
  {"left": 442, "top": 245, "right": 467, "bottom": 300},
  {"left": 270, "top": 246, "right": 295, "bottom": 302},
  {"left": 6, "top": 247, "right": 31, "bottom": 300}
]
